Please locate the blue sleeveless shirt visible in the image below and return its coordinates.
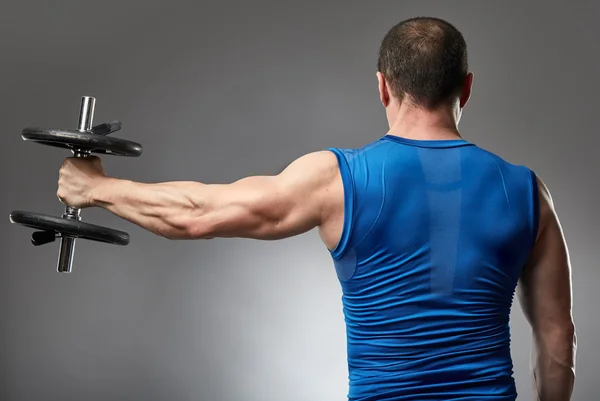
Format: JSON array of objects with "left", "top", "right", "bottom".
[{"left": 327, "top": 135, "right": 539, "bottom": 401}]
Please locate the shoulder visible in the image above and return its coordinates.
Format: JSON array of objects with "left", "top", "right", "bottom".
[
  {"left": 271, "top": 151, "right": 344, "bottom": 231},
  {"left": 471, "top": 145, "right": 526, "bottom": 170},
  {"left": 299, "top": 150, "right": 340, "bottom": 168},
  {"left": 471, "top": 146, "right": 539, "bottom": 189},
  {"left": 278, "top": 151, "right": 340, "bottom": 183},
  {"left": 535, "top": 174, "right": 556, "bottom": 232},
  {"left": 535, "top": 175, "right": 553, "bottom": 207},
  {"left": 274, "top": 152, "right": 343, "bottom": 206}
]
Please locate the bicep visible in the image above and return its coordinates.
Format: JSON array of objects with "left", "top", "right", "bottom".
[
  {"left": 199, "top": 151, "right": 339, "bottom": 240},
  {"left": 518, "top": 177, "right": 574, "bottom": 332}
]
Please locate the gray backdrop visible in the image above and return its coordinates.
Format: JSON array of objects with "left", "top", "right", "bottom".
[{"left": 1, "top": 1, "right": 597, "bottom": 400}]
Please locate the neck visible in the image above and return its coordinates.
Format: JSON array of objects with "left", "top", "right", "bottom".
[{"left": 386, "top": 100, "right": 462, "bottom": 141}]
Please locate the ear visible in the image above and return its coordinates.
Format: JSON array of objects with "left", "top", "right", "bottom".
[
  {"left": 377, "top": 71, "right": 391, "bottom": 107},
  {"left": 459, "top": 72, "right": 474, "bottom": 108}
]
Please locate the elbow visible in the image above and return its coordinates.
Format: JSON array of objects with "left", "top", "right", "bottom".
[
  {"left": 186, "top": 227, "right": 214, "bottom": 240},
  {"left": 563, "top": 322, "right": 577, "bottom": 348},
  {"left": 183, "top": 217, "right": 216, "bottom": 240},
  {"left": 536, "top": 319, "right": 576, "bottom": 344},
  {"left": 160, "top": 224, "right": 212, "bottom": 240},
  {"left": 554, "top": 323, "right": 577, "bottom": 353},
  {"left": 534, "top": 312, "right": 576, "bottom": 338},
  {"left": 178, "top": 204, "right": 268, "bottom": 240},
  {"left": 156, "top": 212, "right": 215, "bottom": 241},
  {"left": 535, "top": 320, "right": 577, "bottom": 365}
]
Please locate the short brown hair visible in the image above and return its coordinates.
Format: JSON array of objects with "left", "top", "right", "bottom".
[{"left": 377, "top": 17, "right": 469, "bottom": 109}]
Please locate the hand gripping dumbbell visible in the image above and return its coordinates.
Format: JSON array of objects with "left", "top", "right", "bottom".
[{"left": 9, "top": 96, "right": 143, "bottom": 273}]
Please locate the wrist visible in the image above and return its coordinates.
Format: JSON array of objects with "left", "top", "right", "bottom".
[{"left": 90, "top": 176, "right": 122, "bottom": 208}]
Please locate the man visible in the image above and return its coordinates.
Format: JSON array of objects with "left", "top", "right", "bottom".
[{"left": 57, "top": 17, "right": 576, "bottom": 401}]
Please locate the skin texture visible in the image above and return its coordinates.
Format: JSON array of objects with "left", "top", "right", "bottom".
[
  {"left": 57, "top": 151, "right": 345, "bottom": 250},
  {"left": 57, "top": 69, "right": 576, "bottom": 400},
  {"left": 517, "top": 177, "right": 577, "bottom": 401}
]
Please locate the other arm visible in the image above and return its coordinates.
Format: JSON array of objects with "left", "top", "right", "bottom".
[
  {"left": 517, "top": 176, "right": 577, "bottom": 401},
  {"left": 87, "top": 151, "right": 342, "bottom": 241}
]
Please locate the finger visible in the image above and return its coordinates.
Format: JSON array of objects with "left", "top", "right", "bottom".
[
  {"left": 62, "top": 157, "right": 76, "bottom": 167},
  {"left": 56, "top": 190, "right": 65, "bottom": 205}
]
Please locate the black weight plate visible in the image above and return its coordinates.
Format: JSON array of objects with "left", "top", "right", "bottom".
[
  {"left": 9, "top": 210, "right": 130, "bottom": 246},
  {"left": 22, "top": 127, "right": 143, "bottom": 157}
]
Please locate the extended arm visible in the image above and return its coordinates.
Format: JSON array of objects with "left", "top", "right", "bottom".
[
  {"left": 85, "top": 151, "right": 341, "bottom": 241},
  {"left": 517, "top": 176, "right": 577, "bottom": 401}
]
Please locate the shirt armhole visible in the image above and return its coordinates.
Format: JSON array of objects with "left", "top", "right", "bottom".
[
  {"left": 326, "top": 148, "right": 355, "bottom": 260},
  {"left": 528, "top": 168, "right": 540, "bottom": 250}
]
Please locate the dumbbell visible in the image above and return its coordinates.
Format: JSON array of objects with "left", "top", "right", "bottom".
[{"left": 9, "top": 96, "right": 143, "bottom": 273}]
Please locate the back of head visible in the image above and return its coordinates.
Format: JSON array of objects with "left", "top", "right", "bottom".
[{"left": 377, "top": 17, "right": 468, "bottom": 109}]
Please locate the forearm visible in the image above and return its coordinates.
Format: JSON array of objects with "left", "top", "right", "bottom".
[
  {"left": 531, "top": 328, "right": 576, "bottom": 401},
  {"left": 91, "top": 178, "right": 214, "bottom": 239}
]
